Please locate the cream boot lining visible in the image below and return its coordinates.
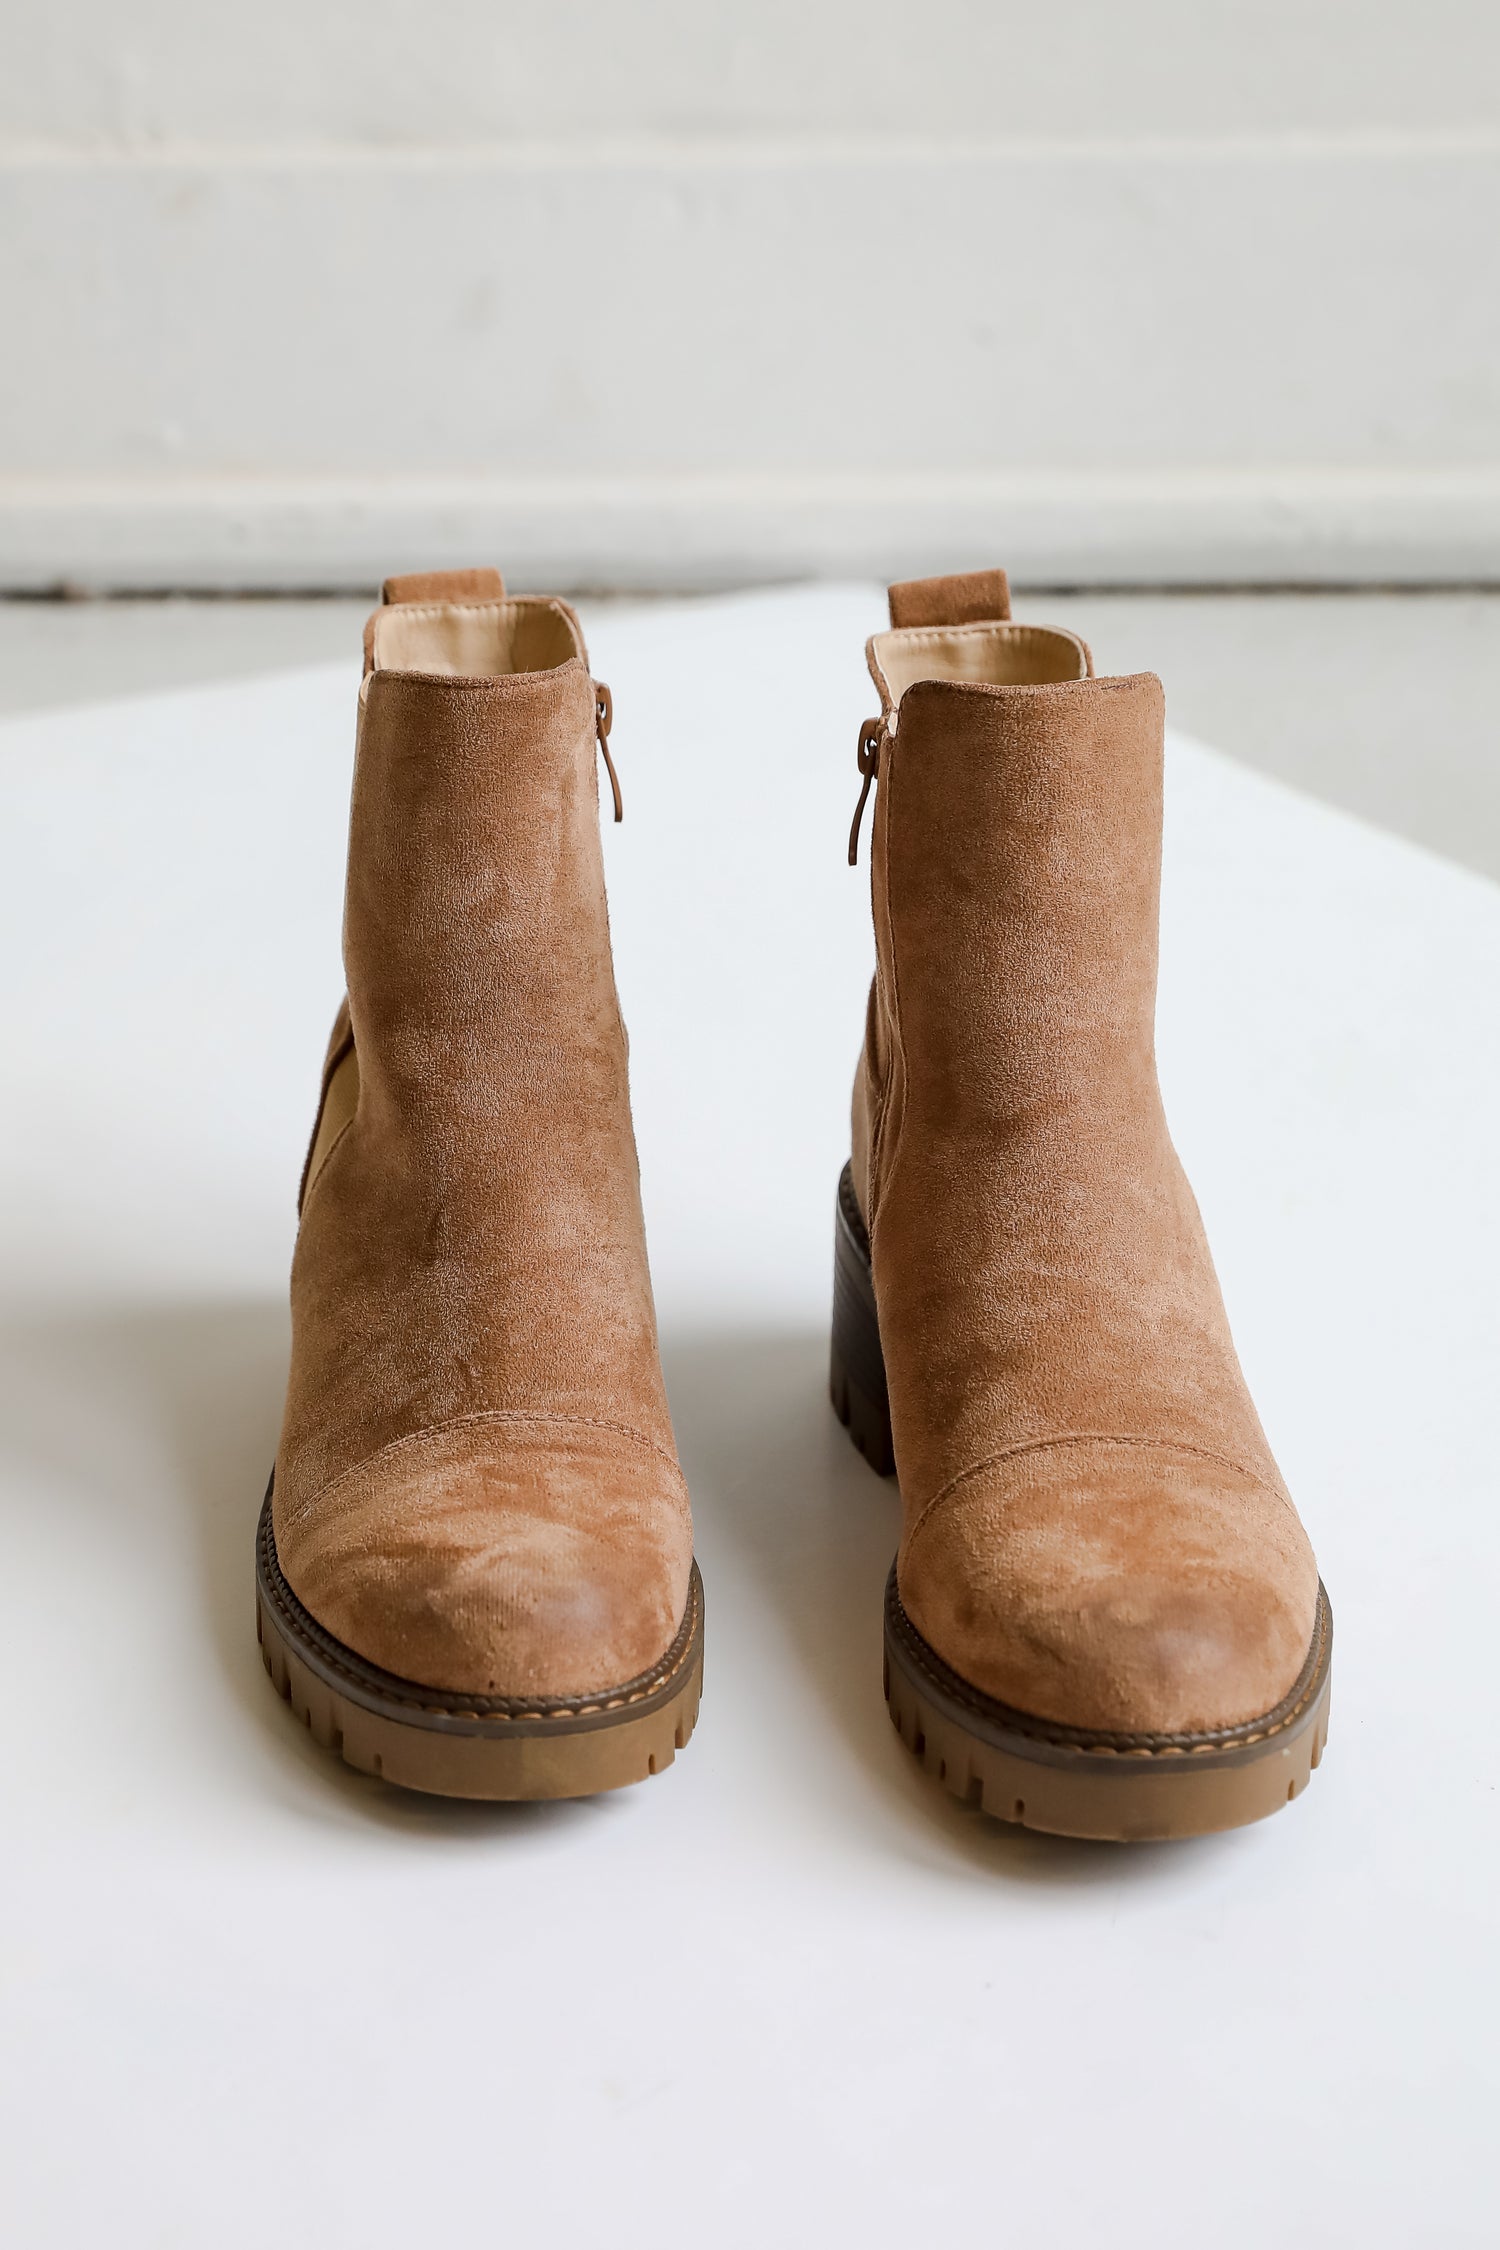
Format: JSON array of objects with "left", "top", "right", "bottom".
[
  {"left": 369, "top": 597, "right": 585, "bottom": 679},
  {"left": 868, "top": 621, "right": 1093, "bottom": 711}
]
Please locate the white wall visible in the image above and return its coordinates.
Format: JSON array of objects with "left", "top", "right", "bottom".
[{"left": 3, "top": 3, "right": 1497, "bottom": 590}]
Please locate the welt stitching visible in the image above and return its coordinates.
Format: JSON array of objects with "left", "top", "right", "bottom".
[
  {"left": 905, "top": 1431, "right": 1293, "bottom": 1561},
  {"left": 270, "top": 1579, "right": 698, "bottom": 1722},
  {"left": 263, "top": 1509, "right": 701, "bottom": 1723},
  {"left": 284, "top": 1607, "right": 699, "bottom": 1722},
  {"left": 890, "top": 1580, "right": 1329, "bottom": 1758},
  {"left": 283, "top": 1409, "right": 685, "bottom": 1536}
]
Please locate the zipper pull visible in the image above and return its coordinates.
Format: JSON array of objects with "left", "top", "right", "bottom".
[
  {"left": 848, "top": 717, "right": 883, "bottom": 866},
  {"left": 594, "top": 680, "right": 623, "bottom": 822}
]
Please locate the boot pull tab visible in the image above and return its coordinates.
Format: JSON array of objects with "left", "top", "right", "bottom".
[
  {"left": 594, "top": 680, "right": 623, "bottom": 823},
  {"left": 848, "top": 717, "right": 884, "bottom": 866}
]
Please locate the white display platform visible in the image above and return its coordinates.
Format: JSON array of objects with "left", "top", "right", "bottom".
[{"left": 3, "top": 587, "right": 1496, "bottom": 2248}]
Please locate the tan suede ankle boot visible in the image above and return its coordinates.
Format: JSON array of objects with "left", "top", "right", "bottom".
[
  {"left": 257, "top": 568, "right": 702, "bottom": 1798},
  {"left": 833, "top": 569, "right": 1330, "bottom": 1841}
]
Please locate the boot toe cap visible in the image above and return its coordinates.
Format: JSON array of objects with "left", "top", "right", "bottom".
[
  {"left": 273, "top": 1418, "right": 694, "bottom": 1701},
  {"left": 899, "top": 1438, "right": 1319, "bottom": 1737}
]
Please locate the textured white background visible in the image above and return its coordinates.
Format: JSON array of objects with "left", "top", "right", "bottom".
[
  {"left": 3, "top": 4, "right": 1498, "bottom": 585},
  {"left": 2, "top": 590, "right": 1496, "bottom": 2244}
]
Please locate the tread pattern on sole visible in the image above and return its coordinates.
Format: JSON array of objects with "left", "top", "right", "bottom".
[
  {"left": 886, "top": 1648, "right": 1334, "bottom": 1839},
  {"left": 255, "top": 1480, "right": 704, "bottom": 1799},
  {"left": 259, "top": 1586, "right": 703, "bottom": 1796}
]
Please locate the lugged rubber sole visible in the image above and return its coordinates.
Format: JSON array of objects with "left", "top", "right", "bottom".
[
  {"left": 830, "top": 1164, "right": 1333, "bottom": 1842},
  {"left": 255, "top": 1486, "right": 704, "bottom": 1801}
]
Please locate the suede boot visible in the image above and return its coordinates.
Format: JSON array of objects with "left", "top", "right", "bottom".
[
  {"left": 257, "top": 568, "right": 702, "bottom": 1798},
  {"left": 833, "top": 570, "right": 1330, "bottom": 1840}
]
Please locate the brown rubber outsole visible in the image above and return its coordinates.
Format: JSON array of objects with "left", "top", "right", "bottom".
[
  {"left": 255, "top": 1485, "right": 704, "bottom": 1801},
  {"left": 830, "top": 1164, "right": 1334, "bottom": 1842}
]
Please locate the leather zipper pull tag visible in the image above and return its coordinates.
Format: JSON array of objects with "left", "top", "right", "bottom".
[
  {"left": 594, "top": 680, "right": 623, "bottom": 822},
  {"left": 848, "top": 718, "right": 883, "bottom": 866}
]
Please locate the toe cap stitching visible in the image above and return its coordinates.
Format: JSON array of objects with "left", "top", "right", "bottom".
[
  {"left": 904, "top": 1430, "right": 1297, "bottom": 1570},
  {"left": 278, "top": 1408, "right": 686, "bottom": 1542}
]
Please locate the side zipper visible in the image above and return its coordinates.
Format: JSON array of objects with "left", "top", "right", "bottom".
[
  {"left": 594, "top": 679, "right": 623, "bottom": 822},
  {"left": 848, "top": 716, "right": 885, "bottom": 866}
]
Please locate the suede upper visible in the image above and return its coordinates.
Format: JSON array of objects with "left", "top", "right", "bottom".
[
  {"left": 852, "top": 570, "right": 1319, "bottom": 1737},
  {"left": 274, "top": 576, "right": 692, "bottom": 1699}
]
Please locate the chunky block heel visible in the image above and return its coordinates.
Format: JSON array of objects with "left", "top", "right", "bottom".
[{"left": 830, "top": 1163, "right": 896, "bottom": 1476}]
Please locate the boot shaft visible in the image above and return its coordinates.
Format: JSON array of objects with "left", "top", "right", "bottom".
[
  {"left": 863, "top": 612, "right": 1167, "bottom": 1156},
  {"left": 280, "top": 578, "right": 669, "bottom": 1514},
  {"left": 851, "top": 572, "right": 1281, "bottom": 1507},
  {"left": 349, "top": 591, "right": 621, "bottom": 1135}
]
